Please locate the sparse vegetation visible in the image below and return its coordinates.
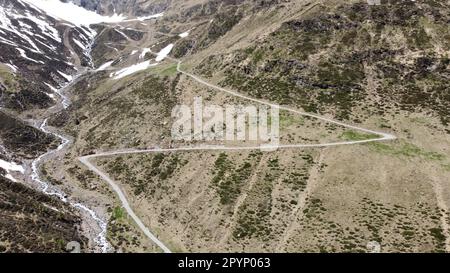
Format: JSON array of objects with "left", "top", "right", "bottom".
[
  {"left": 12, "top": 0, "right": 447, "bottom": 254},
  {"left": 368, "top": 141, "right": 445, "bottom": 161},
  {"left": 340, "top": 131, "right": 379, "bottom": 141}
]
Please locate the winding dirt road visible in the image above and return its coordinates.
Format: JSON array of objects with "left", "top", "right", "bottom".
[{"left": 78, "top": 59, "right": 396, "bottom": 253}]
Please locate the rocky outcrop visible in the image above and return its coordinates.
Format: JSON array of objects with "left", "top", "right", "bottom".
[
  {"left": 67, "top": 0, "right": 170, "bottom": 17},
  {"left": 0, "top": 112, "right": 58, "bottom": 159},
  {"left": 0, "top": 175, "right": 88, "bottom": 253},
  {"left": 0, "top": 0, "right": 97, "bottom": 111}
]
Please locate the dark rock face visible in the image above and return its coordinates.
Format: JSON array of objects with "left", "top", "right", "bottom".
[
  {"left": 90, "top": 27, "right": 128, "bottom": 66},
  {"left": 0, "top": 175, "right": 88, "bottom": 253},
  {"left": 285, "top": 13, "right": 359, "bottom": 33},
  {"left": 0, "top": 112, "right": 58, "bottom": 159},
  {"left": 70, "top": 0, "right": 101, "bottom": 11},
  {"left": 122, "top": 28, "right": 145, "bottom": 41},
  {"left": 0, "top": 0, "right": 97, "bottom": 254},
  {"left": 67, "top": 0, "right": 170, "bottom": 17},
  {"left": 181, "top": 0, "right": 244, "bottom": 18},
  {"left": 0, "top": 0, "right": 98, "bottom": 112},
  {"left": 1, "top": 84, "right": 53, "bottom": 111}
]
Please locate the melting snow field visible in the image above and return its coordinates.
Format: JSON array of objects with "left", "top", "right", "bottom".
[
  {"left": 22, "top": 0, "right": 163, "bottom": 26},
  {"left": 126, "top": 13, "right": 164, "bottom": 22},
  {"left": 109, "top": 44, "right": 175, "bottom": 80},
  {"left": 5, "top": 63, "right": 18, "bottom": 73},
  {"left": 111, "top": 61, "right": 157, "bottom": 79},
  {"left": 155, "top": 44, "right": 174, "bottom": 62},
  {"left": 22, "top": 0, "right": 127, "bottom": 26},
  {"left": 73, "top": 38, "right": 86, "bottom": 50},
  {"left": 179, "top": 31, "right": 189, "bottom": 38},
  {"left": 96, "top": 60, "right": 114, "bottom": 71},
  {"left": 114, "top": 28, "right": 129, "bottom": 40},
  {"left": 17, "top": 48, "right": 44, "bottom": 63},
  {"left": 1, "top": 5, "right": 61, "bottom": 47},
  {"left": 57, "top": 70, "right": 73, "bottom": 81},
  {"left": 140, "top": 48, "right": 151, "bottom": 59},
  {"left": 0, "top": 159, "right": 25, "bottom": 173},
  {"left": 0, "top": 159, "right": 25, "bottom": 182}
]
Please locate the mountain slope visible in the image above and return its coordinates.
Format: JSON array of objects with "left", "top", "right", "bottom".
[
  {"left": 0, "top": 175, "right": 88, "bottom": 253},
  {"left": 0, "top": 0, "right": 98, "bottom": 111},
  {"left": 60, "top": 0, "right": 449, "bottom": 252},
  {"left": 0, "top": 0, "right": 449, "bottom": 253},
  {"left": 0, "top": 0, "right": 107, "bottom": 253}
]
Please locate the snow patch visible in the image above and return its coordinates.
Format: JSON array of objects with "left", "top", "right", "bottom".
[
  {"left": 0, "top": 36, "right": 17, "bottom": 47},
  {"left": 96, "top": 60, "right": 114, "bottom": 71},
  {"left": 0, "top": 7, "right": 14, "bottom": 33},
  {"left": 1, "top": 5, "right": 61, "bottom": 49},
  {"left": 114, "top": 28, "right": 129, "bottom": 40},
  {"left": 111, "top": 61, "right": 157, "bottom": 80},
  {"left": 155, "top": 44, "right": 174, "bottom": 62},
  {"left": 73, "top": 38, "right": 86, "bottom": 50},
  {"left": 0, "top": 159, "right": 25, "bottom": 182},
  {"left": 44, "top": 82, "right": 58, "bottom": 92},
  {"left": 140, "top": 48, "right": 151, "bottom": 59},
  {"left": 18, "top": 10, "right": 62, "bottom": 43},
  {"left": 138, "top": 13, "right": 164, "bottom": 21},
  {"left": 22, "top": 0, "right": 163, "bottom": 27},
  {"left": 57, "top": 71, "right": 73, "bottom": 81},
  {"left": 5, "top": 63, "right": 18, "bottom": 73},
  {"left": 179, "top": 31, "right": 189, "bottom": 38},
  {"left": 45, "top": 92, "right": 56, "bottom": 100},
  {"left": 124, "top": 13, "right": 164, "bottom": 22},
  {"left": 22, "top": 0, "right": 127, "bottom": 26},
  {"left": 35, "top": 38, "right": 57, "bottom": 51},
  {"left": 0, "top": 159, "right": 25, "bottom": 173},
  {"left": 5, "top": 174, "right": 17, "bottom": 182},
  {"left": 17, "top": 48, "right": 44, "bottom": 63}
]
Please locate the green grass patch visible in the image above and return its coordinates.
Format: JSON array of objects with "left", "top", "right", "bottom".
[
  {"left": 0, "top": 66, "right": 18, "bottom": 90},
  {"left": 158, "top": 63, "right": 178, "bottom": 77},
  {"left": 442, "top": 164, "right": 450, "bottom": 172},
  {"left": 429, "top": 228, "right": 446, "bottom": 243},
  {"left": 368, "top": 141, "right": 445, "bottom": 161},
  {"left": 252, "top": 49, "right": 264, "bottom": 63},
  {"left": 55, "top": 238, "right": 66, "bottom": 249},
  {"left": 340, "top": 130, "right": 379, "bottom": 141},
  {"left": 280, "top": 111, "right": 304, "bottom": 129},
  {"left": 112, "top": 206, "right": 125, "bottom": 220},
  {"left": 211, "top": 153, "right": 259, "bottom": 205},
  {"left": 409, "top": 116, "right": 428, "bottom": 125}
]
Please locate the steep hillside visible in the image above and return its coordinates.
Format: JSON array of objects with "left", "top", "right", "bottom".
[
  {"left": 193, "top": 0, "right": 450, "bottom": 124},
  {"left": 0, "top": 175, "right": 88, "bottom": 253},
  {"left": 70, "top": 0, "right": 169, "bottom": 16},
  {"left": 1, "top": 0, "right": 449, "bottom": 253},
  {"left": 38, "top": 0, "right": 448, "bottom": 253},
  {"left": 0, "top": 0, "right": 98, "bottom": 112},
  {"left": 0, "top": 0, "right": 116, "bottom": 252}
]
